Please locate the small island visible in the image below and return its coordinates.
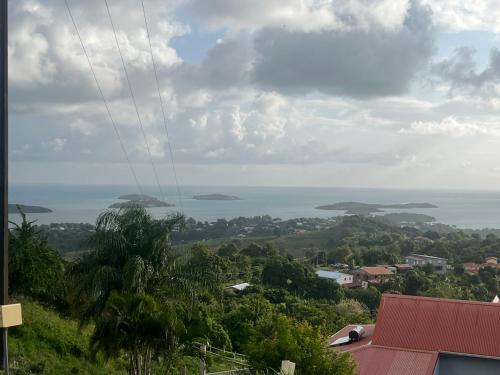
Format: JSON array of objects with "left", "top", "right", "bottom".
[
  {"left": 315, "top": 202, "right": 437, "bottom": 215},
  {"left": 109, "top": 194, "right": 175, "bottom": 209},
  {"left": 9, "top": 204, "right": 52, "bottom": 214},
  {"left": 193, "top": 194, "right": 242, "bottom": 201}
]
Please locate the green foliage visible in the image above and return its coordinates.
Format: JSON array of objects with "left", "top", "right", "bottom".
[
  {"left": 9, "top": 299, "right": 126, "bottom": 374},
  {"left": 12, "top": 210, "right": 500, "bottom": 374},
  {"left": 70, "top": 207, "right": 226, "bottom": 374},
  {"left": 9, "top": 212, "right": 66, "bottom": 306},
  {"left": 261, "top": 256, "right": 343, "bottom": 302},
  {"left": 38, "top": 223, "right": 95, "bottom": 254},
  {"left": 91, "top": 292, "right": 183, "bottom": 374},
  {"left": 245, "top": 314, "right": 357, "bottom": 375}
]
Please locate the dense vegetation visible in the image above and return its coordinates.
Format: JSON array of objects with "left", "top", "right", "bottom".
[{"left": 6, "top": 211, "right": 500, "bottom": 374}]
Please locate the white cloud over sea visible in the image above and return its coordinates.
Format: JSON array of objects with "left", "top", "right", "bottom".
[{"left": 8, "top": 0, "right": 500, "bottom": 189}]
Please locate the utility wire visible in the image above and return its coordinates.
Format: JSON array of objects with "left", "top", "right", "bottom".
[
  {"left": 140, "top": 0, "right": 184, "bottom": 213},
  {"left": 103, "top": 0, "right": 166, "bottom": 202},
  {"left": 64, "top": 0, "right": 144, "bottom": 196}
]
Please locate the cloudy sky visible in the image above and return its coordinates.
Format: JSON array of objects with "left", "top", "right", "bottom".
[{"left": 8, "top": 0, "right": 500, "bottom": 189}]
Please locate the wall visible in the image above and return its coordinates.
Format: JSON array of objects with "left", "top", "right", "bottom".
[{"left": 435, "top": 353, "right": 500, "bottom": 375}]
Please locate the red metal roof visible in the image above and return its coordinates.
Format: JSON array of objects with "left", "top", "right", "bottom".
[
  {"left": 350, "top": 345, "right": 437, "bottom": 375},
  {"left": 373, "top": 294, "right": 500, "bottom": 358},
  {"left": 327, "top": 324, "right": 375, "bottom": 352},
  {"left": 361, "top": 266, "right": 393, "bottom": 276}
]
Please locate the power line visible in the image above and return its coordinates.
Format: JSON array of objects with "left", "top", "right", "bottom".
[
  {"left": 140, "top": 0, "right": 184, "bottom": 213},
  {"left": 64, "top": 0, "right": 144, "bottom": 196},
  {"left": 103, "top": 0, "right": 166, "bottom": 202}
]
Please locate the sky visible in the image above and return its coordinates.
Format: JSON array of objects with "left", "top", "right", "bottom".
[{"left": 8, "top": 0, "right": 500, "bottom": 190}]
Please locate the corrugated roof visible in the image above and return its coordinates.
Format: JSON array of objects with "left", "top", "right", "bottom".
[
  {"left": 226, "top": 282, "right": 251, "bottom": 291},
  {"left": 373, "top": 294, "right": 500, "bottom": 358},
  {"left": 350, "top": 345, "right": 437, "bottom": 375},
  {"left": 395, "top": 263, "right": 413, "bottom": 269},
  {"left": 406, "top": 254, "right": 447, "bottom": 261},
  {"left": 315, "top": 270, "right": 350, "bottom": 279},
  {"left": 361, "top": 266, "right": 393, "bottom": 276}
]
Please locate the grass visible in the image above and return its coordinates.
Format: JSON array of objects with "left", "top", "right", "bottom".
[
  {"left": 6, "top": 299, "right": 126, "bottom": 374},
  {"left": 3, "top": 299, "right": 246, "bottom": 375}
]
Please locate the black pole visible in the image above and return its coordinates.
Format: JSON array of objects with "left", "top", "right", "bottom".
[{"left": 0, "top": 0, "right": 9, "bottom": 373}]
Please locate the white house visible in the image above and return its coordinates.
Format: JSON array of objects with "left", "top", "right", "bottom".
[{"left": 315, "top": 270, "right": 353, "bottom": 285}]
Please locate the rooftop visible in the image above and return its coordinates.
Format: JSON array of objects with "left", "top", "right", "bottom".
[
  {"left": 350, "top": 345, "right": 437, "bottom": 375},
  {"left": 373, "top": 294, "right": 500, "bottom": 358},
  {"left": 360, "top": 266, "right": 393, "bottom": 276},
  {"left": 407, "top": 254, "right": 447, "bottom": 261},
  {"left": 394, "top": 263, "right": 413, "bottom": 269},
  {"left": 327, "top": 324, "right": 375, "bottom": 352},
  {"left": 226, "top": 282, "right": 251, "bottom": 291},
  {"left": 315, "top": 270, "right": 351, "bottom": 279}
]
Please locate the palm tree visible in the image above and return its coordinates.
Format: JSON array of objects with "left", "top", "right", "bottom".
[
  {"left": 90, "top": 292, "right": 183, "bottom": 375},
  {"left": 71, "top": 206, "right": 211, "bottom": 318},
  {"left": 69, "top": 206, "right": 223, "bottom": 371}
]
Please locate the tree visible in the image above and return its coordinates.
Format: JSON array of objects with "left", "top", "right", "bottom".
[
  {"left": 9, "top": 210, "right": 66, "bottom": 305},
  {"left": 71, "top": 207, "right": 216, "bottom": 320},
  {"left": 71, "top": 207, "right": 223, "bottom": 372},
  {"left": 327, "top": 245, "right": 351, "bottom": 264},
  {"left": 245, "top": 314, "right": 357, "bottom": 375},
  {"left": 217, "top": 243, "right": 239, "bottom": 258},
  {"left": 90, "top": 292, "right": 183, "bottom": 375},
  {"left": 403, "top": 270, "right": 430, "bottom": 295}
]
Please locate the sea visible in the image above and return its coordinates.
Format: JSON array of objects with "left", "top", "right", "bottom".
[{"left": 8, "top": 184, "right": 500, "bottom": 229}]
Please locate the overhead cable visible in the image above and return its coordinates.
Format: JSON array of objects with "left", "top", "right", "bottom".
[
  {"left": 104, "top": 0, "right": 166, "bottom": 201},
  {"left": 64, "top": 0, "right": 144, "bottom": 196},
  {"left": 140, "top": 0, "right": 184, "bottom": 213}
]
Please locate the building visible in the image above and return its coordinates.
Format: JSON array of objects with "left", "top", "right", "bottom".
[
  {"left": 224, "top": 282, "right": 251, "bottom": 294},
  {"left": 394, "top": 263, "right": 413, "bottom": 273},
  {"left": 329, "top": 294, "right": 500, "bottom": 375},
  {"left": 406, "top": 254, "right": 447, "bottom": 274},
  {"left": 463, "top": 262, "right": 482, "bottom": 274},
  {"left": 315, "top": 270, "right": 353, "bottom": 285},
  {"left": 463, "top": 257, "right": 499, "bottom": 275},
  {"left": 350, "top": 266, "right": 393, "bottom": 285}
]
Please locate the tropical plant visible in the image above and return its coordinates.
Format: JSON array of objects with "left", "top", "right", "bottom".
[
  {"left": 245, "top": 314, "right": 357, "bottom": 375},
  {"left": 9, "top": 210, "right": 66, "bottom": 305},
  {"left": 70, "top": 206, "right": 224, "bottom": 372},
  {"left": 90, "top": 292, "right": 183, "bottom": 375},
  {"left": 70, "top": 206, "right": 216, "bottom": 320}
]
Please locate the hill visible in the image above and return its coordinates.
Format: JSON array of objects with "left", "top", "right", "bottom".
[
  {"left": 315, "top": 202, "right": 437, "bottom": 215},
  {"left": 9, "top": 299, "right": 125, "bottom": 374},
  {"left": 9, "top": 204, "right": 52, "bottom": 214},
  {"left": 109, "top": 194, "right": 174, "bottom": 208}
]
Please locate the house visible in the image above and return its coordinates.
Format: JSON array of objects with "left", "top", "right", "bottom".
[
  {"left": 224, "top": 283, "right": 251, "bottom": 294},
  {"left": 330, "top": 294, "right": 500, "bottom": 375},
  {"left": 463, "top": 262, "right": 482, "bottom": 274},
  {"left": 350, "top": 266, "right": 393, "bottom": 285},
  {"left": 414, "top": 236, "right": 435, "bottom": 246},
  {"left": 394, "top": 263, "right": 413, "bottom": 273},
  {"left": 315, "top": 270, "right": 353, "bottom": 285},
  {"left": 485, "top": 256, "right": 498, "bottom": 266},
  {"left": 463, "top": 257, "right": 499, "bottom": 275},
  {"left": 406, "top": 254, "right": 447, "bottom": 274}
]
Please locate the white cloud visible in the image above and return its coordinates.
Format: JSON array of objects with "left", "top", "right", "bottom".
[
  {"left": 400, "top": 116, "right": 499, "bottom": 137},
  {"left": 187, "top": 0, "right": 410, "bottom": 33},
  {"left": 421, "top": 0, "right": 500, "bottom": 32}
]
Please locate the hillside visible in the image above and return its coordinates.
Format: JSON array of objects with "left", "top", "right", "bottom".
[{"left": 8, "top": 300, "right": 126, "bottom": 374}]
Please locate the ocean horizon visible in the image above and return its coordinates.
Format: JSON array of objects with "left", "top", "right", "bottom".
[{"left": 7, "top": 183, "right": 500, "bottom": 229}]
